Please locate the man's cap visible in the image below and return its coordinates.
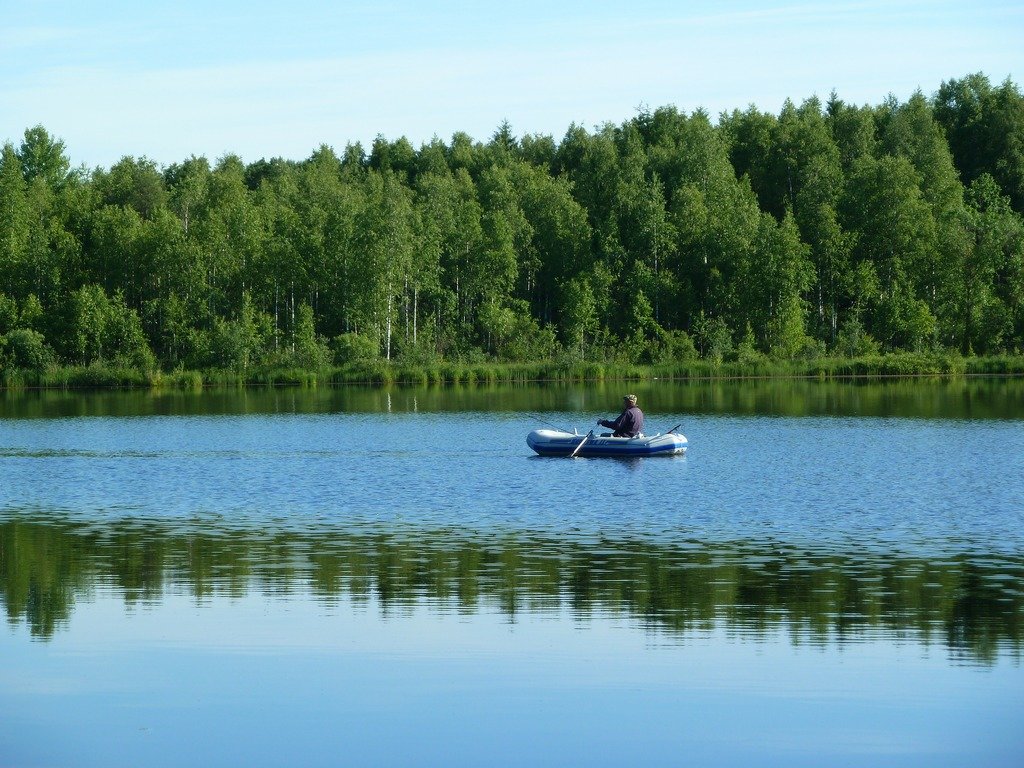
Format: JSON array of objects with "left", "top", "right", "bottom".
[{"left": 624, "top": 394, "right": 638, "bottom": 404}]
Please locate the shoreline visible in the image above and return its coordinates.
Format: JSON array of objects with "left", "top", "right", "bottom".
[{"left": 3, "top": 352, "right": 1024, "bottom": 391}]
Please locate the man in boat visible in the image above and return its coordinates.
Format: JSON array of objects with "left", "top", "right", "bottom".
[{"left": 597, "top": 394, "right": 644, "bottom": 437}]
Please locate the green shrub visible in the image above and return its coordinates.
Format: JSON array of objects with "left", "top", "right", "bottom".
[
  {"left": 154, "top": 369, "right": 204, "bottom": 390},
  {"left": 3, "top": 329, "right": 56, "bottom": 371},
  {"left": 332, "top": 333, "right": 379, "bottom": 364}
]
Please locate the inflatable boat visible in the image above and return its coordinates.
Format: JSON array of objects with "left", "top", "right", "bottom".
[{"left": 526, "top": 428, "right": 687, "bottom": 458}]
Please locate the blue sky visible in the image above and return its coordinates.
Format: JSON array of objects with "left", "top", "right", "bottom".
[{"left": 2, "top": 0, "right": 1022, "bottom": 169}]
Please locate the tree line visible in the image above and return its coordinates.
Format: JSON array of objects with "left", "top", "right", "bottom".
[{"left": 1, "top": 72, "right": 1023, "bottom": 377}]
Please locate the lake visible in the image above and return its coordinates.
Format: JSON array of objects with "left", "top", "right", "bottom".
[{"left": 1, "top": 379, "right": 1023, "bottom": 767}]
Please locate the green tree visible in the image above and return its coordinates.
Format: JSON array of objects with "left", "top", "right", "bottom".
[
  {"left": 556, "top": 124, "right": 624, "bottom": 268},
  {"left": 290, "top": 302, "right": 332, "bottom": 369},
  {"left": 0, "top": 144, "right": 31, "bottom": 297},
  {"left": 935, "top": 74, "right": 1024, "bottom": 213},
  {"left": 826, "top": 94, "right": 878, "bottom": 172},
  {"left": 104, "top": 291, "right": 156, "bottom": 371},
  {"left": 20, "top": 294, "right": 44, "bottom": 331},
  {"left": 754, "top": 212, "right": 815, "bottom": 357},
  {"left": 369, "top": 135, "right": 417, "bottom": 185},
  {"left": 94, "top": 156, "right": 168, "bottom": 220},
  {"left": 165, "top": 156, "right": 210, "bottom": 236},
  {"left": 208, "top": 291, "right": 270, "bottom": 371},
  {"left": 558, "top": 276, "right": 598, "bottom": 356},
  {"left": 415, "top": 168, "right": 484, "bottom": 355},
  {"left": 0, "top": 293, "right": 18, "bottom": 334},
  {"left": 351, "top": 170, "right": 416, "bottom": 359},
  {"left": 720, "top": 105, "right": 777, "bottom": 211},
  {"left": 66, "top": 284, "right": 107, "bottom": 364},
  {"left": 512, "top": 163, "right": 591, "bottom": 325},
  {"left": 880, "top": 91, "right": 969, "bottom": 344},
  {"left": 62, "top": 284, "right": 154, "bottom": 369},
  {"left": 1, "top": 328, "right": 54, "bottom": 370},
  {"left": 961, "top": 174, "right": 1024, "bottom": 351},
  {"left": 614, "top": 126, "right": 675, "bottom": 328},
  {"left": 17, "top": 126, "right": 73, "bottom": 190},
  {"left": 840, "top": 155, "right": 937, "bottom": 349},
  {"left": 692, "top": 312, "right": 733, "bottom": 363},
  {"left": 471, "top": 165, "right": 530, "bottom": 347}
]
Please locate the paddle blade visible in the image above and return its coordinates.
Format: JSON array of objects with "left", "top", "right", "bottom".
[{"left": 569, "top": 430, "right": 592, "bottom": 458}]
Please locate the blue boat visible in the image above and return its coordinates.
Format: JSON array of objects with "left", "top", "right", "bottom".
[{"left": 527, "top": 428, "right": 687, "bottom": 457}]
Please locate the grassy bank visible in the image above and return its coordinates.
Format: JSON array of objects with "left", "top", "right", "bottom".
[
  {"left": 328, "top": 352, "right": 1024, "bottom": 385},
  {"left": 3, "top": 352, "right": 1024, "bottom": 391}
]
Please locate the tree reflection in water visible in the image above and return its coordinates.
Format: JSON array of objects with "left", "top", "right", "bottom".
[
  {"left": 2, "top": 377, "right": 1024, "bottom": 421},
  {"left": 2, "top": 513, "right": 1020, "bottom": 664}
]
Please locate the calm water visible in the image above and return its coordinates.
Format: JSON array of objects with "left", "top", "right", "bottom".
[{"left": 1, "top": 379, "right": 1023, "bottom": 767}]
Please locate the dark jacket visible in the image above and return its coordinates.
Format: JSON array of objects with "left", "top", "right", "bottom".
[{"left": 599, "top": 405, "right": 644, "bottom": 437}]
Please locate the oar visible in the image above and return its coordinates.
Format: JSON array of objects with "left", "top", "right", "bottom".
[
  {"left": 666, "top": 424, "right": 682, "bottom": 434},
  {"left": 570, "top": 430, "right": 593, "bottom": 458}
]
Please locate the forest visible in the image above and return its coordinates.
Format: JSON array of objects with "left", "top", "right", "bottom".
[{"left": 1, "top": 72, "right": 1023, "bottom": 384}]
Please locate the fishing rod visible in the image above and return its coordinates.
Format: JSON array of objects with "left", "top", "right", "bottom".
[{"left": 528, "top": 413, "right": 571, "bottom": 433}]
